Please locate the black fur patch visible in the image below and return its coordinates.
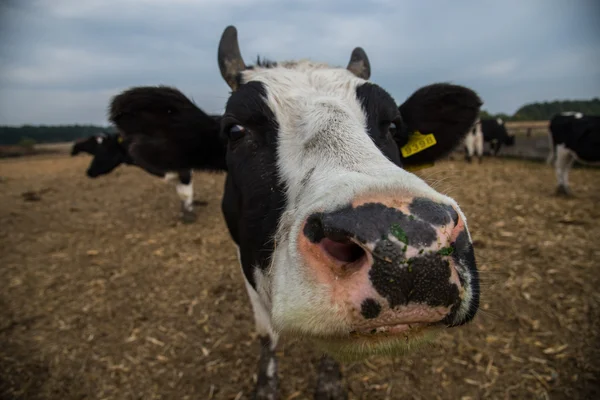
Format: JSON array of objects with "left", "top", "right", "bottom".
[
  {"left": 360, "top": 298, "right": 382, "bottom": 319},
  {"left": 304, "top": 203, "right": 437, "bottom": 248},
  {"left": 409, "top": 197, "right": 458, "bottom": 227},
  {"left": 109, "top": 86, "right": 227, "bottom": 173},
  {"left": 445, "top": 230, "right": 479, "bottom": 326},
  {"left": 397, "top": 83, "right": 482, "bottom": 166},
  {"left": 355, "top": 83, "right": 403, "bottom": 166},
  {"left": 220, "top": 81, "right": 286, "bottom": 288},
  {"left": 369, "top": 250, "right": 460, "bottom": 309}
]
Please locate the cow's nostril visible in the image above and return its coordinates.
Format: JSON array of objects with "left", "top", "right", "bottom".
[{"left": 320, "top": 237, "right": 365, "bottom": 263}]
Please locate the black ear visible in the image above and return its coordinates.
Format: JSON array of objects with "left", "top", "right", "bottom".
[
  {"left": 108, "top": 85, "right": 226, "bottom": 172},
  {"left": 396, "top": 83, "right": 482, "bottom": 165}
]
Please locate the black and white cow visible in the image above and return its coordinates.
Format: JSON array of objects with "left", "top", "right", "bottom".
[
  {"left": 71, "top": 132, "right": 112, "bottom": 157},
  {"left": 464, "top": 119, "right": 484, "bottom": 163},
  {"left": 547, "top": 111, "right": 600, "bottom": 196},
  {"left": 109, "top": 26, "right": 482, "bottom": 399},
  {"left": 481, "top": 118, "right": 515, "bottom": 156},
  {"left": 72, "top": 91, "right": 227, "bottom": 221}
]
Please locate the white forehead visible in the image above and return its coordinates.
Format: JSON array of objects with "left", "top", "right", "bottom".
[
  {"left": 240, "top": 61, "right": 370, "bottom": 134},
  {"left": 241, "top": 61, "right": 367, "bottom": 101},
  {"left": 95, "top": 136, "right": 104, "bottom": 144}
]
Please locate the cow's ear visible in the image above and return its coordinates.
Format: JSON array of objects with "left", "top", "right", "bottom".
[
  {"left": 396, "top": 83, "right": 482, "bottom": 166},
  {"left": 109, "top": 86, "right": 224, "bottom": 172}
]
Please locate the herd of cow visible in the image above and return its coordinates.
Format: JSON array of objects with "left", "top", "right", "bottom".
[{"left": 67, "top": 25, "right": 598, "bottom": 399}]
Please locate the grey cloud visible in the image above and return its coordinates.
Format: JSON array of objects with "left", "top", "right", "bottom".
[{"left": 0, "top": 0, "right": 599, "bottom": 125}]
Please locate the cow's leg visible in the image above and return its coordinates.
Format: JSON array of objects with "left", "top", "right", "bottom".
[
  {"left": 475, "top": 134, "right": 484, "bottom": 164},
  {"left": 240, "top": 271, "right": 279, "bottom": 399},
  {"left": 314, "top": 355, "right": 347, "bottom": 400},
  {"left": 546, "top": 134, "right": 556, "bottom": 165},
  {"left": 176, "top": 170, "right": 196, "bottom": 223},
  {"left": 464, "top": 149, "right": 472, "bottom": 163},
  {"left": 493, "top": 142, "right": 502, "bottom": 156},
  {"left": 555, "top": 144, "right": 574, "bottom": 196},
  {"left": 463, "top": 143, "right": 473, "bottom": 163}
]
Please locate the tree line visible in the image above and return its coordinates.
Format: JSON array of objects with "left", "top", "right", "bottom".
[
  {"left": 0, "top": 125, "right": 114, "bottom": 146},
  {"left": 0, "top": 98, "right": 598, "bottom": 145},
  {"left": 481, "top": 98, "right": 600, "bottom": 121}
]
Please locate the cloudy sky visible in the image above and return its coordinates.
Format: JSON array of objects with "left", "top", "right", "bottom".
[{"left": 0, "top": 0, "right": 599, "bottom": 126}]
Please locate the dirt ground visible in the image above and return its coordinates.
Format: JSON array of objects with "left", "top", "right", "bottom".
[{"left": 1, "top": 154, "right": 599, "bottom": 400}]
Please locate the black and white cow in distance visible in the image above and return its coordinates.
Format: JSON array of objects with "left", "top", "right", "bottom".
[
  {"left": 71, "top": 132, "right": 200, "bottom": 222},
  {"left": 464, "top": 119, "right": 484, "bottom": 163},
  {"left": 110, "top": 26, "right": 482, "bottom": 399},
  {"left": 72, "top": 92, "right": 227, "bottom": 222},
  {"left": 481, "top": 118, "right": 515, "bottom": 156},
  {"left": 547, "top": 112, "right": 600, "bottom": 196},
  {"left": 71, "top": 132, "right": 111, "bottom": 157}
]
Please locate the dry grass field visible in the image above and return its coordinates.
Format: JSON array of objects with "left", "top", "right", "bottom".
[{"left": 1, "top": 153, "right": 599, "bottom": 400}]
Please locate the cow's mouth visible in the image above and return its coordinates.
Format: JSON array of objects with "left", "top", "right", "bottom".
[
  {"left": 349, "top": 321, "right": 432, "bottom": 336},
  {"left": 313, "top": 321, "right": 445, "bottom": 361}
]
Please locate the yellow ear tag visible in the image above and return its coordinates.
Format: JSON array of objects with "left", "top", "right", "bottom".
[
  {"left": 400, "top": 131, "right": 437, "bottom": 158},
  {"left": 117, "top": 136, "right": 124, "bottom": 144},
  {"left": 404, "top": 163, "right": 435, "bottom": 172}
]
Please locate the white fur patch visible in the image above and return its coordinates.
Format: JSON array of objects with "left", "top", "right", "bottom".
[
  {"left": 560, "top": 111, "right": 583, "bottom": 119},
  {"left": 164, "top": 172, "right": 178, "bottom": 183},
  {"left": 95, "top": 137, "right": 104, "bottom": 144},
  {"left": 555, "top": 144, "right": 575, "bottom": 189},
  {"left": 237, "top": 61, "right": 476, "bottom": 336},
  {"left": 234, "top": 245, "right": 279, "bottom": 349},
  {"left": 266, "top": 358, "right": 276, "bottom": 378},
  {"left": 176, "top": 181, "right": 193, "bottom": 211},
  {"left": 464, "top": 120, "right": 484, "bottom": 158}
]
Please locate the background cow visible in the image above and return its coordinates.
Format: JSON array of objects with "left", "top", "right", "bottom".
[
  {"left": 464, "top": 119, "right": 484, "bottom": 163},
  {"left": 547, "top": 111, "right": 600, "bottom": 195},
  {"left": 481, "top": 118, "right": 515, "bottom": 156},
  {"left": 71, "top": 99, "right": 227, "bottom": 222},
  {"left": 71, "top": 132, "right": 111, "bottom": 157},
  {"left": 108, "top": 25, "right": 482, "bottom": 399}
]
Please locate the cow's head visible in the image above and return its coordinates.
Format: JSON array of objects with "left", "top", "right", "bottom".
[
  {"left": 79, "top": 133, "right": 132, "bottom": 178},
  {"left": 217, "top": 26, "right": 481, "bottom": 359},
  {"left": 71, "top": 134, "right": 106, "bottom": 156}
]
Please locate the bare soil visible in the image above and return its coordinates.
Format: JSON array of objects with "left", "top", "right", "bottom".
[{"left": 1, "top": 154, "right": 599, "bottom": 400}]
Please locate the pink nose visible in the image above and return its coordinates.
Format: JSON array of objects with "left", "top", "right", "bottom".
[{"left": 298, "top": 195, "right": 469, "bottom": 325}]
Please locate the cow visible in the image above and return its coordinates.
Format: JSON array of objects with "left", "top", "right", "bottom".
[
  {"left": 71, "top": 98, "right": 227, "bottom": 222},
  {"left": 71, "top": 132, "right": 111, "bottom": 157},
  {"left": 108, "top": 25, "right": 483, "bottom": 399},
  {"left": 547, "top": 111, "right": 600, "bottom": 196},
  {"left": 464, "top": 119, "right": 484, "bottom": 163},
  {"left": 481, "top": 118, "right": 515, "bottom": 156}
]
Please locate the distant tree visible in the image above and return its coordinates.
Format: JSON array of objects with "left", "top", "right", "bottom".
[
  {"left": 480, "top": 98, "right": 600, "bottom": 121},
  {"left": 0, "top": 125, "right": 115, "bottom": 145}
]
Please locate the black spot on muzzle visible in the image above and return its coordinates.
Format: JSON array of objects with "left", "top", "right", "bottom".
[
  {"left": 369, "top": 249, "right": 460, "bottom": 310},
  {"left": 360, "top": 298, "right": 382, "bottom": 319},
  {"left": 409, "top": 197, "right": 458, "bottom": 227},
  {"left": 303, "top": 203, "right": 437, "bottom": 247},
  {"left": 446, "top": 230, "right": 479, "bottom": 326}
]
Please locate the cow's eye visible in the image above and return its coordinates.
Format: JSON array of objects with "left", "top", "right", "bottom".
[
  {"left": 381, "top": 121, "right": 397, "bottom": 137},
  {"left": 228, "top": 124, "right": 246, "bottom": 141},
  {"left": 388, "top": 122, "right": 397, "bottom": 136}
]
